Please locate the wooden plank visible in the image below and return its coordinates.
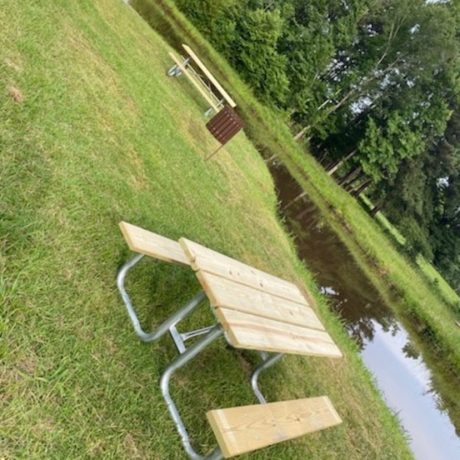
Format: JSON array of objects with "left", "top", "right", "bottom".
[
  {"left": 168, "top": 52, "right": 220, "bottom": 112},
  {"left": 182, "top": 44, "right": 237, "bottom": 108},
  {"left": 119, "top": 221, "right": 189, "bottom": 266},
  {"left": 196, "top": 271, "right": 324, "bottom": 331},
  {"left": 179, "top": 238, "right": 308, "bottom": 306},
  {"left": 214, "top": 308, "right": 342, "bottom": 358},
  {"left": 207, "top": 396, "right": 342, "bottom": 458}
]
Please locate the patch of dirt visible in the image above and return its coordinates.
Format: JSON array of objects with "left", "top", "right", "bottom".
[
  {"left": 0, "top": 367, "right": 22, "bottom": 386},
  {"left": 31, "top": 417, "right": 55, "bottom": 436},
  {"left": 8, "top": 86, "right": 24, "bottom": 103},
  {"left": 123, "top": 433, "right": 144, "bottom": 459},
  {"left": 17, "top": 354, "right": 38, "bottom": 375},
  {"left": 126, "top": 147, "right": 147, "bottom": 190},
  {"left": 87, "top": 439, "right": 106, "bottom": 458},
  {"left": 234, "top": 350, "right": 252, "bottom": 376}
]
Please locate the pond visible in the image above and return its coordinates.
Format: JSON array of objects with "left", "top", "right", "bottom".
[{"left": 270, "top": 162, "right": 460, "bottom": 460}]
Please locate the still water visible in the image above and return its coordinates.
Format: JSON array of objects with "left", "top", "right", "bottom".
[{"left": 270, "top": 163, "right": 460, "bottom": 460}]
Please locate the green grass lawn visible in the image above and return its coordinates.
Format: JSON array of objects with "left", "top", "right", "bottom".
[{"left": 0, "top": 1, "right": 412, "bottom": 458}]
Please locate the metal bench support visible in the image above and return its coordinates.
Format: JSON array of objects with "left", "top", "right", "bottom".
[
  {"left": 251, "top": 353, "right": 284, "bottom": 404},
  {"left": 116, "top": 254, "right": 224, "bottom": 459},
  {"left": 116, "top": 254, "right": 206, "bottom": 342},
  {"left": 160, "top": 325, "right": 224, "bottom": 460},
  {"left": 168, "top": 56, "right": 190, "bottom": 77}
]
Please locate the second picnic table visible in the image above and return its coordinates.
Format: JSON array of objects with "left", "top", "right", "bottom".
[{"left": 168, "top": 44, "right": 237, "bottom": 116}]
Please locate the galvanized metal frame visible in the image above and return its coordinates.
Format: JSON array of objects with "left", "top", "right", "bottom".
[
  {"left": 116, "top": 254, "right": 207, "bottom": 343},
  {"left": 117, "top": 254, "right": 224, "bottom": 459},
  {"left": 167, "top": 56, "right": 225, "bottom": 116},
  {"left": 116, "top": 253, "right": 285, "bottom": 459},
  {"left": 251, "top": 352, "right": 284, "bottom": 404},
  {"left": 160, "top": 325, "right": 224, "bottom": 460}
]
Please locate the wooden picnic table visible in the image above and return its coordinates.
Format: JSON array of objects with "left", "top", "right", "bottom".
[
  {"left": 117, "top": 222, "right": 342, "bottom": 459},
  {"left": 168, "top": 44, "right": 237, "bottom": 115}
]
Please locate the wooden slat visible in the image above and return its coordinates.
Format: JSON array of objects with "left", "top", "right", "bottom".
[
  {"left": 119, "top": 222, "right": 189, "bottom": 265},
  {"left": 207, "top": 396, "right": 342, "bottom": 458},
  {"left": 196, "top": 271, "right": 324, "bottom": 331},
  {"left": 168, "top": 52, "right": 220, "bottom": 112},
  {"left": 214, "top": 308, "right": 342, "bottom": 358},
  {"left": 179, "top": 238, "right": 308, "bottom": 306},
  {"left": 182, "top": 44, "right": 237, "bottom": 108}
]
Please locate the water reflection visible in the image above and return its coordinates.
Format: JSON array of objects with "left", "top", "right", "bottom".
[
  {"left": 269, "top": 162, "right": 460, "bottom": 459},
  {"left": 274, "top": 164, "right": 398, "bottom": 349},
  {"left": 362, "top": 321, "right": 459, "bottom": 460}
]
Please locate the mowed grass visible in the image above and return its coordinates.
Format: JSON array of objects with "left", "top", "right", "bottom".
[{"left": 0, "top": 1, "right": 412, "bottom": 459}]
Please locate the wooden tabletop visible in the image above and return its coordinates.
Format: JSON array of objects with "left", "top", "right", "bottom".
[{"left": 179, "top": 238, "right": 342, "bottom": 358}]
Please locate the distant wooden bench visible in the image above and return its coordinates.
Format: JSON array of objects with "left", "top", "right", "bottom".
[
  {"left": 168, "top": 44, "right": 237, "bottom": 116},
  {"left": 117, "top": 222, "right": 343, "bottom": 459}
]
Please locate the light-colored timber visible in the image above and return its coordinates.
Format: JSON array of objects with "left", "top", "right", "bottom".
[
  {"left": 179, "top": 238, "right": 342, "bottom": 357},
  {"left": 182, "top": 44, "right": 237, "bottom": 108},
  {"left": 214, "top": 308, "right": 342, "bottom": 358},
  {"left": 207, "top": 396, "right": 342, "bottom": 458},
  {"left": 179, "top": 238, "right": 308, "bottom": 305},
  {"left": 196, "top": 271, "right": 324, "bottom": 330},
  {"left": 119, "top": 222, "right": 189, "bottom": 265},
  {"left": 168, "top": 51, "right": 220, "bottom": 112}
]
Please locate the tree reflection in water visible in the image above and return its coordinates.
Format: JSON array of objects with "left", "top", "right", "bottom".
[{"left": 269, "top": 162, "right": 460, "bottom": 443}]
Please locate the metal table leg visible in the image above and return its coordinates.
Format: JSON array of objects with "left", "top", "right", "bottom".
[
  {"left": 117, "top": 254, "right": 224, "bottom": 458},
  {"left": 250, "top": 353, "right": 284, "bottom": 404},
  {"left": 116, "top": 254, "right": 205, "bottom": 342},
  {"left": 160, "top": 325, "right": 224, "bottom": 460},
  {"left": 168, "top": 56, "right": 190, "bottom": 77}
]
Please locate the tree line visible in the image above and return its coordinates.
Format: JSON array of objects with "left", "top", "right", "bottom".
[{"left": 175, "top": 0, "right": 460, "bottom": 290}]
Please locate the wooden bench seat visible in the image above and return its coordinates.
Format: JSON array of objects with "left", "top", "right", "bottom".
[
  {"left": 119, "top": 221, "right": 189, "bottom": 266},
  {"left": 207, "top": 396, "right": 342, "bottom": 458}
]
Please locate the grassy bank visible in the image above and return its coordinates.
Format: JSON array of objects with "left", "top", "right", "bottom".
[
  {"left": 360, "top": 195, "right": 460, "bottom": 314},
  {"left": 134, "top": 0, "right": 460, "bottom": 376},
  {"left": 0, "top": 0, "right": 411, "bottom": 458}
]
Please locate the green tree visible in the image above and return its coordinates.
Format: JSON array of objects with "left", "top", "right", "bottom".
[{"left": 231, "top": 8, "right": 289, "bottom": 106}]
